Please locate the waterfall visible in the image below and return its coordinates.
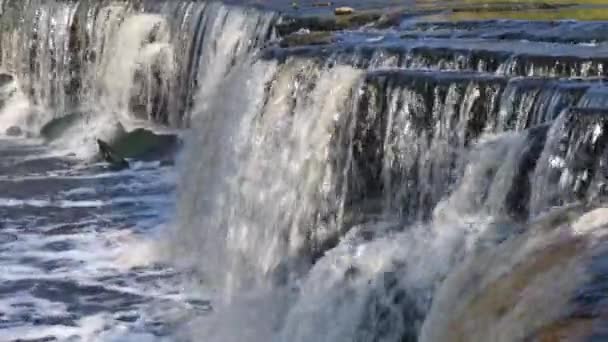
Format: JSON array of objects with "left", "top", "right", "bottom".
[
  {"left": 0, "top": 0, "right": 275, "bottom": 155},
  {"left": 172, "top": 32, "right": 608, "bottom": 340},
  {"left": 167, "top": 10, "right": 608, "bottom": 337},
  {"left": 2, "top": 1, "right": 608, "bottom": 340},
  {"left": 173, "top": 56, "right": 363, "bottom": 295}
]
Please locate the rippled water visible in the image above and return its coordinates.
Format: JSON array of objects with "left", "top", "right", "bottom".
[{"left": 0, "top": 138, "right": 209, "bottom": 341}]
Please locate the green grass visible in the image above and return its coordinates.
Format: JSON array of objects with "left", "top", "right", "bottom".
[{"left": 409, "top": 0, "right": 608, "bottom": 21}]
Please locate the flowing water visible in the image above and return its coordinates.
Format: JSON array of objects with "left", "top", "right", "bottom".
[{"left": 2, "top": 0, "right": 608, "bottom": 341}]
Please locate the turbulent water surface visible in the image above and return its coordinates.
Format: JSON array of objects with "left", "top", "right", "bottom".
[{"left": 2, "top": 0, "right": 608, "bottom": 341}]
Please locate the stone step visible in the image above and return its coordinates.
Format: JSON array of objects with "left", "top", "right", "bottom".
[
  {"left": 266, "top": 35, "right": 608, "bottom": 78},
  {"left": 403, "top": 20, "right": 608, "bottom": 45}
]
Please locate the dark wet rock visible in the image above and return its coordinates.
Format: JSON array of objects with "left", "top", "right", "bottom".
[
  {"left": 280, "top": 31, "right": 334, "bottom": 47},
  {"left": 39, "top": 112, "right": 87, "bottom": 142},
  {"left": 108, "top": 128, "right": 180, "bottom": 161},
  {"left": 40, "top": 112, "right": 127, "bottom": 147},
  {"left": 5, "top": 126, "right": 22, "bottom": 137},
  {"left": 0, "top": 73, "right": 13, "bottom": 88},
  {"left": 115, "top": 312, "right": 140, "bottom": 323},
  {"left": 97, "top": 139, "right": 130, "bottom": 170},
  {"left": 276, "top": 10, "right": 383, "bottom": 36}
]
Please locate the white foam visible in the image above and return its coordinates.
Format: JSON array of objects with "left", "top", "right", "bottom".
[
  {"left": 0, "top": 197, "right": 105, "bottom": 208},
  {"left": 0, "top": 80, "right": 38, "bottom": 136},
  {"left": 571, "top": 207, "right": 608, "bottom": 237},
  {"left": 0, "top": 214, "right": 197, "bottom": 340}
]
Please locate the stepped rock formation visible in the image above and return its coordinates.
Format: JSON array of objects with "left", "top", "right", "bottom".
[{"left": 1, "top": 1, "right": 608, "bottom": 341}]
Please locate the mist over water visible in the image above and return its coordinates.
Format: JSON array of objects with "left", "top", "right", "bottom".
[{"left": 1, "top": 0, "right": 608, "bottom": 341}]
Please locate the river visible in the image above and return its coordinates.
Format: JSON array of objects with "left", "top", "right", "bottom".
[{"left": 1, "top": 1, "right": 608, "bottom": 341}]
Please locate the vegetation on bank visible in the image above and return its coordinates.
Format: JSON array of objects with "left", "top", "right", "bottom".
[{"left": 280, "top": 0, "right": 608, "bottom": 31}]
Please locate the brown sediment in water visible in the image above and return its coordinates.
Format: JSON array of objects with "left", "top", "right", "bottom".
[
  {"left": 532, "top": 317, "right": 597, "bottom": 342},
  {"left": 446, "top": 236, "right": 587, "bottom": 341},
  {"left": 422, "top": 206, "right": 608, "bottom": 342}
]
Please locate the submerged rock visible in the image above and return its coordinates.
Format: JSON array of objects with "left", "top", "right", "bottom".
[
  {"left": 95, "top": 127, "right": 179, "bottom": 169},
  {"left": 108, "top": 128, "right": 179, "bottom": 161},
  {"left": 39, "top": 112, "right": 88, "bottom": 142},
  {"left": 97, "top": 139, "right": 129, "bottom": 170},
  {"left": 40, "top": 111, "right": 178, "bottom": 163},
  {"left": 5, "top": 126, "right": 22, "bottom": 137},
  {"left": 280, "top": 31, "right": 334, "bottom": 47},
  {"left": 276, "top": 10, "right": 384, "bottom": 36}
]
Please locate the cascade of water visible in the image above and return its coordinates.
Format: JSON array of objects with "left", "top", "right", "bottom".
[
  {"left": 348, "top": 71, "right": 581, "bottom": 221},
  {"left": 275, "top": 130, "right": 540, "bottom": 342},
  {"left": 173, "top": 56, "right": 363, "bottom": 295},
  {"left": 494, "top": 78, "right": 590, "bottom": 131},
  {"left": 3, "top": 1, "right": 608, "bottom": 339},
  {"left": 171, "top": 35, "right": 608, "bottom": 338},
  {"left": 169, "top": 47, "right": 594, "bottom": 340},
  {"left": 577, "top": 84, "right": 608, "bottom": 109},
  {"left": 0, "top": 0, "right": 275, "bottom": 143},
  {"left": 529, "top": 107, "right": 608, "bottom": 216}
]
